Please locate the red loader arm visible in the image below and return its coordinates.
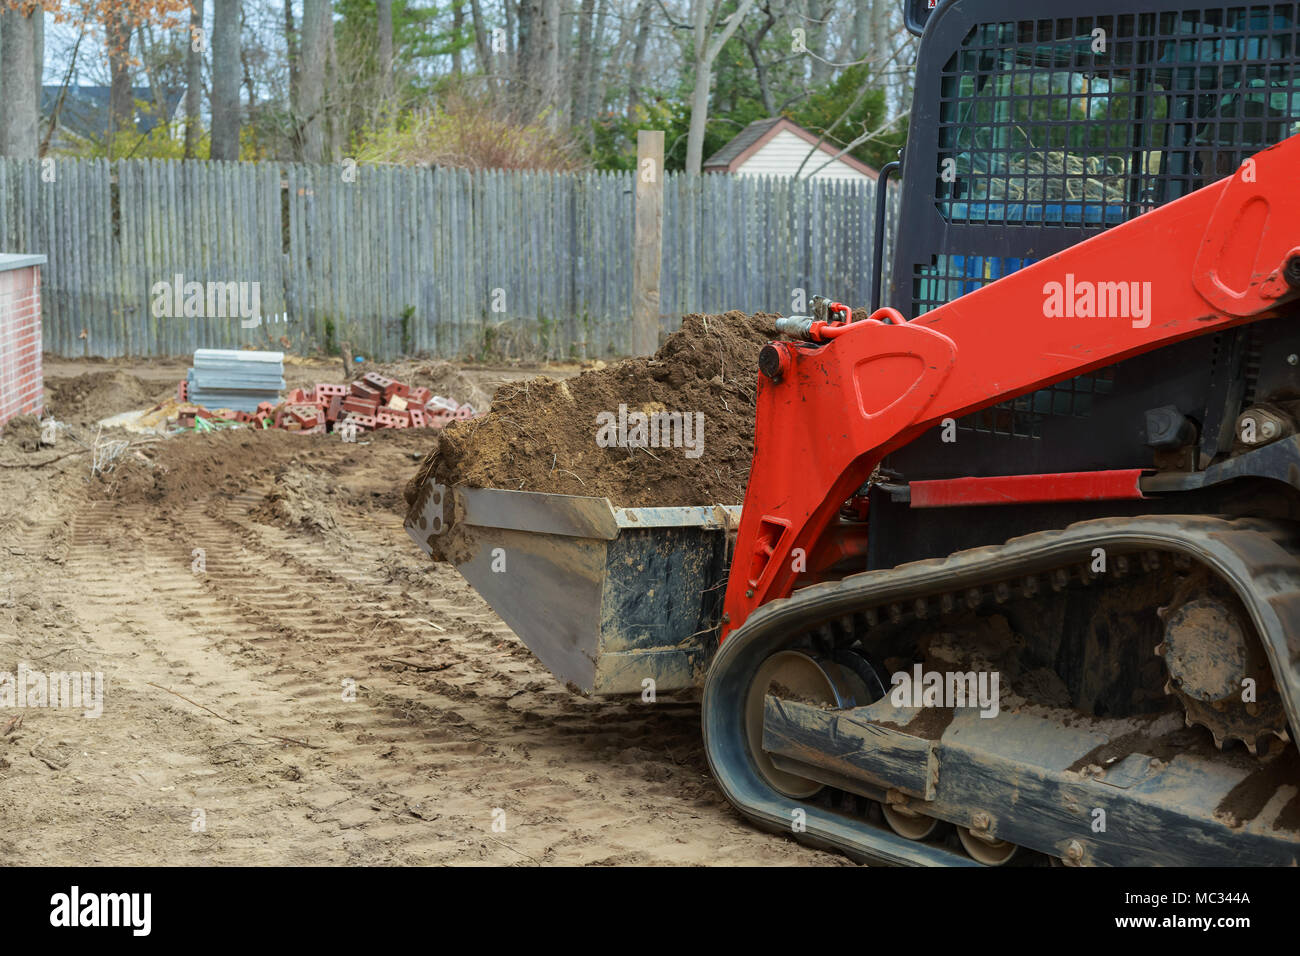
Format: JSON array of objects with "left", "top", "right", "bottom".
[{"left": 721, "top": 134, "right": 1300, "bottom": 639}]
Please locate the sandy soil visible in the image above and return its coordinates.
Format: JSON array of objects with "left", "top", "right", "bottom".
[{"left": 0, "top": 359, "right": 844, "bottom": 866}]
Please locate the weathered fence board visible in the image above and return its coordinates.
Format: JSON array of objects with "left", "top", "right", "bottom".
[{"left": 0, "top": 157, "right": 900, "bottom": 360}]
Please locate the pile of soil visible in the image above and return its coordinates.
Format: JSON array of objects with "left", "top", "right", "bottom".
[
  {"left": 252, "top": 464, "right": 342, "bottom": 537},
  {"left": 44, "top": 370, "right": 161, "bottom": 423},
  {"left": 406, "top": 311, "right": 777, "bottom": 511},
  {"left": 0, "top": 414, "right": 45, "bottom": 453},
  {"left": 91, "top": 429, "right": 305, "bottom": 505},
  {"left": 97, "top": 426, "right": 430, "bottom": 508}
]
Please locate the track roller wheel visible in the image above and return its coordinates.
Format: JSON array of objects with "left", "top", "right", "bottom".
[
  {"left": 743, "top": 650, "right": 864, "bottom": 799},
  {"left": 956, "top": 826, "right": 1020, "bottom": 865},
  {"left": 881, "top": 805, "right": 942, "bottom": 840}
]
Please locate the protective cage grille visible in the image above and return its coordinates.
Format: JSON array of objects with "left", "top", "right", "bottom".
[{"left": 914, "top": 5, "right": 1300, "bottom": 438}]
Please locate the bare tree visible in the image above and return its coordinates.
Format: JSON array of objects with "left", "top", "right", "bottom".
[
  {"left": 685, "top": 0, "right": 758, "bottom": 173},
  {"left": 184, "top": 0, "right": 205, "bottom": 158},
  {"left": 240, "top": 18, "right": 254, "bottom": 108},
  {"left": 505, "top": 0, "right": 517, "bottom": 72},
  {"left": 31, "top": 0, "right": 41, "bottom": 105},
  {"left": 284, "top": 0, "right": 298, "bottom": 110},
  {"left": 377, "top": 0, "right": 393, "bottom": 99},
  {"left": 868, "top": 0, "right": 891, "bottom": 71},
  {"left": 468, "top": 0, "right": 490, "bottom": 71},
  {"left": 0, "top": 1, "right": 39, "bottom": 159},
  {"left": 741, "top": 1, "right": 778, "bottom": 116},
  {"left": 581, "top": 0, "right": 606, "bottom": 123},
  {"left": 588, "top": 0, "right": 619, "bottom": 115},
  {"left": 851, "top": 0, "right": 869, "bottom": 59},
  {"left": 806, "top": 0, "right": 831, "bottom": 85},
  {"left": 516, "top": 0, "right": 560, "bottom": 126},
  {"left": 558, "top": 0, "right": 573, "bottom": 105},
  {"left": 107, "top": 6, "right": 134, "bottom": 150},
  {"left": 209, "top": 0, "right": 241, "bottom": 159},
  {"left": 136, "top": 23, "right": 174, "bottom": 128},
  {"left": 571, "top": 0, "right": 594, "bottom": 125},
  {"left": 299, "top": 0, "right": 333, "bottom": 162},
  {"left": 451, "top": 0, "right": 463, "bottom": 75},
  {"left": 40, "top": 21, "right": 84, "bottom": 156},
  {"left": 626, "top": 0, "right": 651, "bottom": 118}
]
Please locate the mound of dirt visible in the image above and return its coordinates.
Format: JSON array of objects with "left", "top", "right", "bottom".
[
  {"left": 252, "top": 464, "right": 341, "bottom": 536},
  {"left": 95, "top": 425, "right": 430, "bottom": 508},
  {"left": 406, "top": 311, "right": 777, "bottom": 511},
  {"left": 93, "top": 428, "right": 306, "bottom": 505},
  {"left": 0, "top": 414, "right": 45, "bottom": 453},
  {"left": 44, "top": 370, "right": 161, "bottom": 423}
]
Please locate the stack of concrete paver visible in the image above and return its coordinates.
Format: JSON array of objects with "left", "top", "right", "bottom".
[{"left": 185, "top": 349, "right": 285, "bottom": 413}]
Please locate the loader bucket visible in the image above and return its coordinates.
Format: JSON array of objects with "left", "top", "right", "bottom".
[{"left": 406, "top": 485, "right": 740, "bottom": 696}]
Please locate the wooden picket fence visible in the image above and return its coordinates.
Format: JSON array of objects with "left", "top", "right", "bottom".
[{"left": 0, "top": 157, "right": 897, "bottom": 359}]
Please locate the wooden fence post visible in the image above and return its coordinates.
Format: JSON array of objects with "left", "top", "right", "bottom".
[{"left": 632, "top": 130, "right": 664, "bottom": 355}]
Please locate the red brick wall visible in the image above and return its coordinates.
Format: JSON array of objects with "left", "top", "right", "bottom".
[{"left": 0, "top": 264, "right": 44, "bottom": 427}]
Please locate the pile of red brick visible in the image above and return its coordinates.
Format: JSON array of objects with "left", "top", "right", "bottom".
[{"left": 176, "top": 371, "right": 477, "bottom": 435}]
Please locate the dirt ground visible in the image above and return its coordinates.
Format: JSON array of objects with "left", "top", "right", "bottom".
[{"left": 0, "top": 358, "right": 844, "bottom": 866}]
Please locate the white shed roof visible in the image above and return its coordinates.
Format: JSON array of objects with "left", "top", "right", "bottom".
[{"left": 703, "top": 118, "right": 879, "bottom": 181}]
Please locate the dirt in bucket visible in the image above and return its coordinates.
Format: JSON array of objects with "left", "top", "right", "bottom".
[{"left": 405, "top": 311, "right": 778, "bottom": 516}]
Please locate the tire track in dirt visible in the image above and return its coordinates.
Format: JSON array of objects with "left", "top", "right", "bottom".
[
  {"left": 6, "top": 434, "right": 844, "bottom": 865},
  {"left": 58, "top": 501, "right": 358, "bottom": 864},
  {"left": 157, "top": 486, "right": 839, "bottom": 864}
]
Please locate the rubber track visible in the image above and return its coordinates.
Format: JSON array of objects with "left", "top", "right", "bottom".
[{"left": 701, "top": 515, "right": 1300, "bottom": 865}]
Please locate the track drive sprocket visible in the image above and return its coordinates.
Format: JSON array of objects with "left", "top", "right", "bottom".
[{"left": 1157, "top": 575, "right": 1290, "bottom": 755}]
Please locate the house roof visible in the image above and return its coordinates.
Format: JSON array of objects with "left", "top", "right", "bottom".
[
  {"left": 703, "top": 117, "right": 784, "bottom": 170},
  {"left": 40, "top": 85, "right": 185, "bottom": 140},
  {"left": 703, "top": 116, "right": 879, "bottom": 179}
]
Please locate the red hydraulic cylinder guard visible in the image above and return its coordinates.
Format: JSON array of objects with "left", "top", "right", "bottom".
[{"left": 908, "top": 469, "right": 1146, "bottom": 508}]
